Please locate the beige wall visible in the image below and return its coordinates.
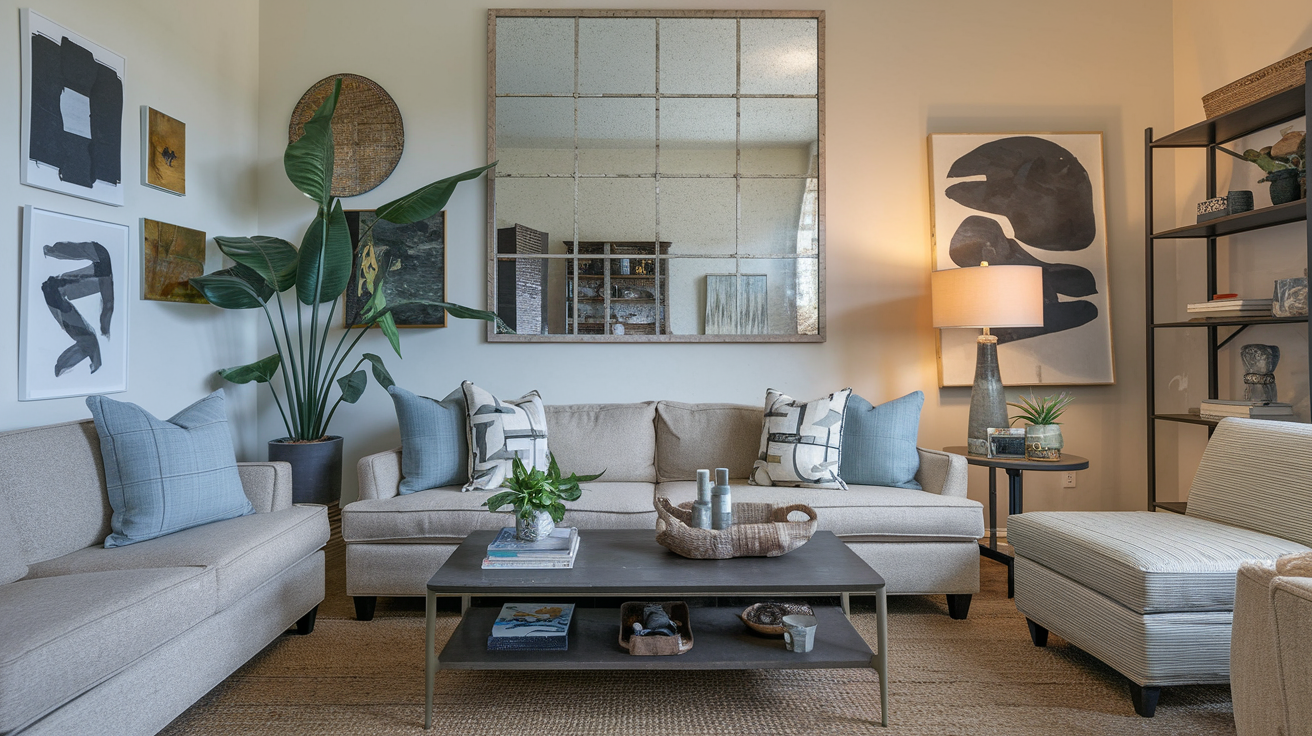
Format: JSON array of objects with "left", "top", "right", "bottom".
[
  {"left": 1160, "top": 3, "right": 1312, "bottom": 502},
  {"left": 0, "top": 0, "right": 263, "bottom": 456},
  {"left": 256, "top": 0, "right": 1175, "bottom": 514}
]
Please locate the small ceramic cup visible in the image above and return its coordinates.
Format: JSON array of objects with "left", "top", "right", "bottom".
[{"left": 782, "top": 614, "right": 818, "bottom": 653}]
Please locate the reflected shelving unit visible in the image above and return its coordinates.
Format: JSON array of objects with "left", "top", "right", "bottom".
[
  {"left": 1144, "top": 61, "right": 1312, "bottom": 514},
  {"left": 564, "top": 241, "right": 671, "bottom": 336}
]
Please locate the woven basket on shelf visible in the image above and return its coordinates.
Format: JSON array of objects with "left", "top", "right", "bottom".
[
  {"left": 654, "top": 498, "right": 818, "bottom": 559},
  {"left": 1202, "top": 47, "right": 1312, "bottom": 119}
]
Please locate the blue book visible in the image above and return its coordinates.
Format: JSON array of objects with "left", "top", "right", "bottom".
[
  {"left": 487, "top": 603, "right": 574, "bottom": 651},
  {"left": 487, "top": 527, "right": 577, "bottom": 558}
]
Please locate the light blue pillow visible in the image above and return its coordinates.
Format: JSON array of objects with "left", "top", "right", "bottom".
[
  {"left": 87, "top": 390, "right": 253, "bottom": 548},
  {"left": 388, "top": 386, "right": 468, "bottom": 493},
  {"left": 839, "top": 391, "right": 924, "bottom": 489}
]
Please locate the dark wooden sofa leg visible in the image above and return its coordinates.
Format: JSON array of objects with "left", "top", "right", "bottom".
[
  {"left": 294, "top": 605, "right": 319, "bottom": 635},
  {"left": 354, "top": 596, "right": 377, "bottom": 621},
  {"left": 1129, "top": 683, "right": 1161, "bottom": 718},
  {"left": 1026, "top": 618, "right": 1048, "bottom": 646},
  {"left": 945, "top": 594, "right": 972, "bottom": 620}
]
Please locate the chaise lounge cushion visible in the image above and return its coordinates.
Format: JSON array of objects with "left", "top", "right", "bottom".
[
  {"left": 344, "top": 482, "right": 657, "bottom": 543},
  {"left": 24, "top": 505, "right": 328, "bottom": 611},
  {"left": 655, "top": 402, "right": 761, "bottom": 482},
  {"left": 1010, "top": 511, "right": 1310, "bottom": 614},
  {"left": 0, "top": 567, "right": 215, "bottom": 734},
  {"left": 545, "top": 402, "right": 657, "bottom": 483},
  {"left": 656, "top": 481, "right": 984, "bottom": 541}
]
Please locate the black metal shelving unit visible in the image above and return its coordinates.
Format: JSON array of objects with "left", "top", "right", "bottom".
[{"left": 1145, "top": 61, "right": 1312, "bottom": 514}]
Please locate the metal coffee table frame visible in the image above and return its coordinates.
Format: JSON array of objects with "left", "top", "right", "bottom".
[{"left": 424, "top": 530, "right": 888, "bottom": 728}]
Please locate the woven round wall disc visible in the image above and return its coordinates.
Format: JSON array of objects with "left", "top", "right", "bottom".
[{"left": 288, "top": 74, "right": 404, "bottom": 198}]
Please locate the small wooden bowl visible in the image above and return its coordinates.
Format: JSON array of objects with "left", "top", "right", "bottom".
[
  {"left": 619, "top": 601, "right": 693, "bottom": 656},
  {"left": 740, "top": 602, "right": 815, "bottom": 636}
]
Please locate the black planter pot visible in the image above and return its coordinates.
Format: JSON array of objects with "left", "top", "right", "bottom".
[
  {"left": 1265, "top": 168, "right": 1302, "bottom": 205},
  {"left": 268, "top": 436, "right": 343, "bottom": 505}
]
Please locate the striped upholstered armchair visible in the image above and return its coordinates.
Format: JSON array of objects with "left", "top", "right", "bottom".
[{"left": 1007, "top": 418, "right": 1312, "bottom": 717}]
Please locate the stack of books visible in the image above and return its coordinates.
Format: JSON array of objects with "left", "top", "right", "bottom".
[
  {"left": 1199, "top": 399, "right": 1297, "bottom": 421},
  {"left": 1186, "top": 298, "right": 1273, "bottom": 319},
  {"left": 482, "top": 527, "right": 580, "bottom": 569},
  {"left": 486, "top": 603, "right": 574, "bottom": 651}
]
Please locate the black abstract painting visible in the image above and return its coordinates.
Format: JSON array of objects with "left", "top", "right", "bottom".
[
  {"left": 41, "top": 241, "right": 115, "bottom": 376},
  {"left": 21, "top": 11, "right": 124, "bottom": 206},
  {"left": 344, "top": 210, "right": 447, "bottom": 328},
  {"left": 931, "top": 133, "right": 1114, "bottom": 385}
]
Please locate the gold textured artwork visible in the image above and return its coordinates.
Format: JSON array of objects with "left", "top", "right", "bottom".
[
  {"left": 142, "top": 219, "right": 206, "bottom": 303},
  {"left": 144, "top": 107, "right": 185, "bottom": 195}
]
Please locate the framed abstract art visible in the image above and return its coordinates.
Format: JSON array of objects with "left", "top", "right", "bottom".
[
  {"left": 929, "top": 132, "right": 1115, "bottom": 387},
  {"left": 343, "top": 209, "right": 448, "bottom": 328},
  {"left": 20, "top": 207, "right": 131, "bottom": 400}
]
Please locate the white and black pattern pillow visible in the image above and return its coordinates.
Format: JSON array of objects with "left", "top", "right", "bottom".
[
  {"left": 461, "top": 381, "right": 549, "bottom": 492},
  {"left": 750, "top": 388, "right": 852, "bottom": 490}
]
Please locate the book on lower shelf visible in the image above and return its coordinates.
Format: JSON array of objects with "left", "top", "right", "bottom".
[
  {"left": 1186, "top": 298, "right": 1273, "bottom": 319},
  {"left": 1199, "top": 399, "right": 1296, "bottom": 420},
  {"left": 487, "top": 603, "right": 574, "bottom": 651},
  {"left": 482, "top": 527, "right": 580, "bottom": 568}
]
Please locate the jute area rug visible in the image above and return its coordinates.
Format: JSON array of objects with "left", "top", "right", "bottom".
[{"left": 161, "top": 531, "right": 1236, "bottom": 735}]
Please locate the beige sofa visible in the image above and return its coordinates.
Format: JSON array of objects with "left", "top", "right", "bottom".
[
  {"left": 0, "top": 420, "right": 329, "bottom": 736},
  {"left": 345, "top": 401, "right": 983, "bottom": 620},
  {"left": 1232, "top": 557, "right": 1312, "bottom": 736}
]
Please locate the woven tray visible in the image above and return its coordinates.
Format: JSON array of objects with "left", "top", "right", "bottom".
[
  {"left": 1203, "top": 47, "right": 1312, "bottom": 119},
  {"left": 654, "top": 498, "right": 818, "bottom": 559}
]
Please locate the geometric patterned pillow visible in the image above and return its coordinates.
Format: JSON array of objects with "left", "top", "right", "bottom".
[
  {"left": 749, "top": 387, "right": 852, "bottom": 490},
  {"left": 461, "top": 381, "right": 549, "bottom": 492}
]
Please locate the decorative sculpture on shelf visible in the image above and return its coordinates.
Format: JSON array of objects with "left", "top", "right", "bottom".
[{"left": 1241, "top": 344, "right": 1280, "bottom": 403}]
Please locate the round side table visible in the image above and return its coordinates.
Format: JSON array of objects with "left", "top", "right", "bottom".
[{"left": 943, "top": 446, "right": 1090, "bottom": 598}]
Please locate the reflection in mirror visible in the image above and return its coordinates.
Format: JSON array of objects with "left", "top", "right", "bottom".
[{"left": 489, "top": 11, "right": 823, "bottom": 341}]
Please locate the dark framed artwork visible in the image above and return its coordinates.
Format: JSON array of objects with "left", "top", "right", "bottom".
[
  {"left": 20, "top": 10, "right": 125, "bottom": 206},
  {"left": 20, "top": 207, "right": 130, "bottom": 401},
  {"left": 929, "top": 132, "right": 1114, "bottom": 387},
  {"left": 142, "top": 218, "right": 205, "bottom": 304},
  {"left": 343, "top": 210, "right": 448, "bottom": 328},
  {"left": 142, "top": 107, "right": 185, "bottom": 195}
]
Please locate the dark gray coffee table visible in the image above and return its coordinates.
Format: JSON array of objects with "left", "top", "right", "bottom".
[{"left": 424, "top": 529, "right": 888, "bottom": 728}]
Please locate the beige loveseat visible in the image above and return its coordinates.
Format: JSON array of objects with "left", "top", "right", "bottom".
[
  {"left": 345, "top": 401, "right": 983, "bottom": 620},
  {"left": 0, "top": 420, "right": 329, "bottom": 736}
]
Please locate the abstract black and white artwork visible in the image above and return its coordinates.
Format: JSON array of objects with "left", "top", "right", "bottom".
[
  {"left": 20, "top": 207, "right": 130, "bottom": 401},
  {"left": 20, "top": 10, "right": 125, "bottom": 206},
  {"left": 930, "top": 133, "right": 1114, "bottom": 386}
]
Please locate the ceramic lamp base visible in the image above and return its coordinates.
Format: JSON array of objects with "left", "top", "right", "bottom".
[{"left": 967, "top": 335, "right": 1008, "bottom": 456}]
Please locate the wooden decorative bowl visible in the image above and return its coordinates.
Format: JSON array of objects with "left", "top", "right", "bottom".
[
  {"left": 740, "top": 602, "right": 816, "bottom": 636},
  {"left": 619, "top": 601, "right": 693, "bottom": 656},
  {"left": 654, "top": 498, "right": 818, "bottom": 559}
]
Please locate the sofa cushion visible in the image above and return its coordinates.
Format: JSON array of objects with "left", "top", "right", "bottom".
[
  {"left": 343, "top": 482, "right": 656, "bottom": 543},
  {"left": 0, "top": 507, "right": 27, "bottom": 585},
  {"left": 0, "top": 566, "right": 215, "bottom": 734},
  {"left": 25, "top": 505, "right": 327, "bottom": 611},
  {"left": 750, "top": 388, "right": 851, "bottom": 490},
  {"left": 87, "top": 390, "right": 253, "bottom": 548},
  {"left": 655, "top": 402, "right": 761, "bottom": 482},
  {"left": 657, "top": 481, "right": 983, "bottom": 541},
  {"left": 546, "top": 402, "right": 656, "bottom": 483},
  {"left": 389, "top": 385, "right": 468, "bottom": 493},
  {"left": 840, "top": 391, "right": 923, "bottom": 489},
  {"left": 1010, "top": 511, "right": 1311, "bottom": 614},
  {"left": 462, "top": 382, "right": 549, "bottom": 492}
]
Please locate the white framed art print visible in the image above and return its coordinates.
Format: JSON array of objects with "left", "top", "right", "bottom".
[{"left": 20, "top": 206, "right": 130, "bottom": 400}]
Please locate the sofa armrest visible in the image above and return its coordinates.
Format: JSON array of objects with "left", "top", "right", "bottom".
[
  {"left": 915, "top": 448, "right": 968, "bottom": 497},
  {"left": 237, "top": 461, "right": 294, "bottom": 512},
  {"left": 1272, "top": 575, "right": 1312, "bottom": 736},
  {"left": 358, "top": 448, "right": 403, "bottom": 501}
]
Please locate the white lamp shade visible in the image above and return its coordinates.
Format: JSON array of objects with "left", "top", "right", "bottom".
[{"left": 931, "top": 264, "right": 1045, "bottom": 329}]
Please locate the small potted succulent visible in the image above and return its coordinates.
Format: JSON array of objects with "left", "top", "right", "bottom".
[
  {"left": 1009, "top": 392, "right": 1074, "bottom": 462},
  {"left": 1237, "top": 127, "right": 1306, "bottom": 205},
  {"left": 483, "top": 455, "right": 604, "bottom": 541}
]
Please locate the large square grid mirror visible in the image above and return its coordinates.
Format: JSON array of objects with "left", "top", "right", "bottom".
[{"left": 487, "top": 9, "right": 824, "bottom": 342}]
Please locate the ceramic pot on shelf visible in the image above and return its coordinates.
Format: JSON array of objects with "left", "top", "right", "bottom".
[
  {"left": 267, "top": 436, "right": 343, "bottom": 505},
  {"left": 1262, "top": 168, "right": 1302, "bottom": 205},
  {"left": 1024, "top": 424, "right": 1063, "bottom": 462},
  {"left": 516, "top": 509, "right": 555, "bottom": 541}
]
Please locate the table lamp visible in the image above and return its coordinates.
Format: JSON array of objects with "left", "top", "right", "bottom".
[{"left": 931, "top": 262, "right": 1045, "bottom": 456}]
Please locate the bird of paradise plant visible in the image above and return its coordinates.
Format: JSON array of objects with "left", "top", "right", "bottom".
[{"left": 189, "top": 78, "right": 506, "bottom": 441}]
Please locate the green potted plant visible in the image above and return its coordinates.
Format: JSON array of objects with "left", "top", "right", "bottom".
[
  {"left": 1232, "top": 127, "right": 1306, "bottom": 205},
  {"left": 482, "top": 455, "right": 604, "bottom": 541},
  {"left": 189, "top": 78, "right": 505, "bottom": 504},
  {"left": 1009, "top": 391, "right": 1074, "bottom": 462}
]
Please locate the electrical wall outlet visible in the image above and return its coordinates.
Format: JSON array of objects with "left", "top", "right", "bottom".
[{"left": 1062, "top": 472, "right": 1077, "bottom": 488}]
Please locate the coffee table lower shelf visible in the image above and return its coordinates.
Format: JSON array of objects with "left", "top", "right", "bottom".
[{"left": 439, "top": 606, "right": 874, "bottom": 670}]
